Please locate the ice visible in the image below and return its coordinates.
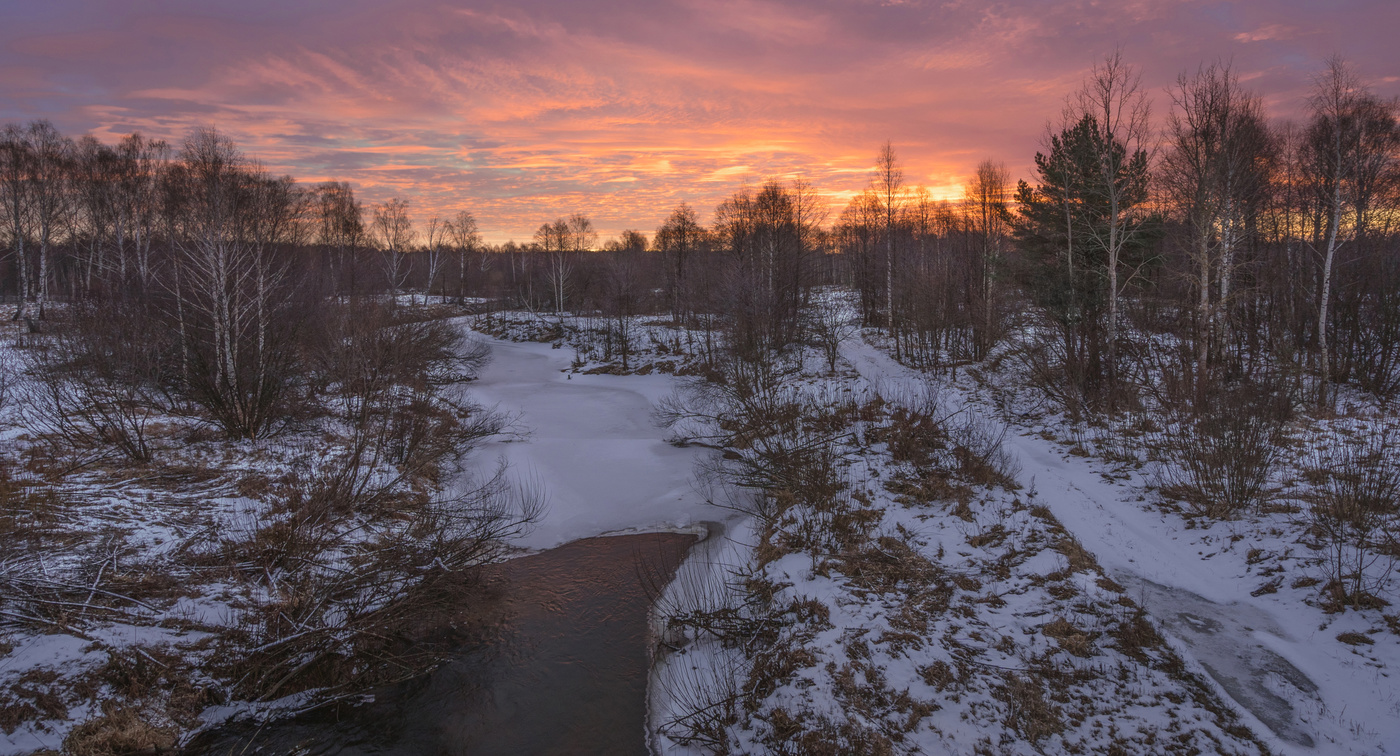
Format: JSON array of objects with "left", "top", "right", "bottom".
[{"left": 463, "top": 330, "right": 718, "bottom": 550}]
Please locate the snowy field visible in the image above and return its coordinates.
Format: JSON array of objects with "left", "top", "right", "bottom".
[
  {"left": 468, "top": 313, "right": 1399, "bottom": 755},
  {"left": 3, "top": 308, "right": 1397, "bottom": 755},
  {"left": 0, "top": 315, "right": 736, "bottom": 754}
]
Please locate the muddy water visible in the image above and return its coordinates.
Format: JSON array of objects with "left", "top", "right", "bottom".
[{"left": 189, "top": 532, "right": 696, "bottom": 755}]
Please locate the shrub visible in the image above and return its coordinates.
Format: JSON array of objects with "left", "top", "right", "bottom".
[
  {"left": 1307, "top": 429, "right": 1400, "bottom": 611},
  {"left": 1155, "top": 383, "right": 1289, "bottom": 518},
  {"left": 62, "top": 703, "right": 176, "bottom": 756},
  {"left": 19, "top": 300, "right": 172, "bottom": 463}
]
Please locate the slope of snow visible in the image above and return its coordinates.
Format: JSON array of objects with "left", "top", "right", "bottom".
[
  {"left": 841, "top": 334, "right": 1400, "bottom": 755},
  {"left": 0, "top": 316, "right": 725, "bottom": 755},
  {"left": 649, "top": 332, "right": 1266, "bottom": 754}
]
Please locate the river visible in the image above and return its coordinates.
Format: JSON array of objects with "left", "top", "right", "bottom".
[
  {"left": 187, "top": 532, "right": 698, "bottom": 755},
  {"left": 188, "top": 327, "right": 722, "bottom": 754}
]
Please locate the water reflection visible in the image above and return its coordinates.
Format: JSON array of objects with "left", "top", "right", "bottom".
[{"left": 189, "top": 533, "right": 696, "bottom": 755}]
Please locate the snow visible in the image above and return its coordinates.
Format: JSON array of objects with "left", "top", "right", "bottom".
[
  {"left": 463, "top": 329, "right": 720, "bottom": 551},
  {"left": 841, "top": 333, "right": 1400, "bottom": 755},
  {"left": 4, "top": 306, "right": 1394, "bottom": 755},
  {"left": 647, "top": 516, "right": 758, "bottom": 756},
  {"left": 642, "top": 316, "right": 1267, "bottom": 753},
  {"left": 457, "top": 322, "right": 771, "bottom": 753}
]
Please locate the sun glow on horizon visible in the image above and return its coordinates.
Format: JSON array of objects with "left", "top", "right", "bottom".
[{"left": 2, "top": 1, "right": 1395, "bottom": 244}]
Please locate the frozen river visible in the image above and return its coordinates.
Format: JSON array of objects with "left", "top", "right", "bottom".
[{"left": 465, "top": 331, "right": 716, "bottom": 550}]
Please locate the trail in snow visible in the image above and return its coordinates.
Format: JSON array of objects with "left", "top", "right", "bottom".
[
  {"left": 463, "top": 329, "right": 718, "bottom": 550},
  {"left": 1121, "top": 576, "right": 1317, "bottom": 748},
  {"left": 839, "top": 335, "right": 1397, "bottom": 755}
]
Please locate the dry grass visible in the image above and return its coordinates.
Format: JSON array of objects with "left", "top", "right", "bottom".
[
  {"left": 995, "top": 672, "right": 1065, "bottom": 743},
  {"left": 745, "top": 641, "right": 821, "bottom": 711},
  {"left": 0, "top": 466, "right": 69, "bottom": 546},
  {"left": 762, "top": 708, "right": 896, "bottom": 756},
  {"left": 844, "top": 535, "right": 944, "bottom": 595},
  {"left": 0, "top": 671, "right": 68, "bottom": 735},
  {"left": 884, "top": 470, "right": 971, "bottom": 507},
  {"left": 62, "top": 703, "right": 177, "bottom": 756},
  {"left": 1108, "top": 605, "right": 1166, "bottom": 664},
  {"left": 1335, "top": 631, "right": 1375, "bottom": 646},
  {"left": 1053, "top": 534, "right": 1098, "bottom": 573},
  {"left": 918, "top": 660, "right": 958, "bottom": 692},
  {"left": 1043, "top": 616, "right": 1096, "bottom": 657}
]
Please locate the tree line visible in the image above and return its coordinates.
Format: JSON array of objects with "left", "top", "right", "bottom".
[{"left": 2, "top": 53, "right": 1397, "bottom": 421}]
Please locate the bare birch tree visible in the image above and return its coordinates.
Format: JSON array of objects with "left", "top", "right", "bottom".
[
  {"left": 314, "top": 182, "right": 363, "bottom": 298},
  {"left": 655, "top": 203, "right": 705, "bottom": 323},
  {"left": 1072, "top": 50, "right": 1156, "bottom": 398},
  {"left": 164, "top": 127, "right": 303, "bottom": 437},
  {"left": 115, "top": 133, "right": 169, "bottom": 292},
  {"left": 535, "top": 218, "right": 568, "bottom": 313},
  {"left": 1303, "top": 56, "right": 1398, "bottom": 403},
  {"left": 964, "top": 159, "right": 1011, "bottom": 359},
  {"left": 448, "top": 210, "right": 481, "bottom": 302},
  {"left": 874, "top": 142, "right": 904, "bottom": 343},
  {"left": 424, "top": 216, "right": 449, "bottom": 304},
  {"left": 1162, "top": 61, "right": 1273, "bottom": 392},
  {"left": 23, "top": 122, "right": 73, "bottom": 319},
  {"left": 0, "top": 125, "right": 33, "bottom": 322},
  {"left": 371, "top": 197, "right": 415, "bottom": 299}
]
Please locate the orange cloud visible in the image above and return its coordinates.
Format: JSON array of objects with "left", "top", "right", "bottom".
[{"left": 1, "top": 0, "right": 1397, "bottom": 243}]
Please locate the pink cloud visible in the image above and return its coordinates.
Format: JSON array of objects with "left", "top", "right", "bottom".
[{"left": 0, "top": 0, "right": 1396, "bottom": 243}]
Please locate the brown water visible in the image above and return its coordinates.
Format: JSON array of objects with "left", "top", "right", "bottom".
[{"left": 187, "top": 532, "right": 696, "bottom": 755}]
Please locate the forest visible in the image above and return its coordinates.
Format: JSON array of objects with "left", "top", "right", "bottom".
[{"left": 1, "top": 51, "right": 1398, "bottom": 755}]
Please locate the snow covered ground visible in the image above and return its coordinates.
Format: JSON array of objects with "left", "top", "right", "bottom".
[
  {"left": 642, "top": 327, "right": 1273, "bottom": 753},
  {"left": 458, "top": 323, "right": 767, "bottom": 752},
  {"left": 843, "top": 334, "right": 1400, "bottom": 755},
  {"left": 5, "top": 306, "right": 1394, "bottom": 755},
  {"left": 0, "top": 313, "right": 731, "bottom": 754}
]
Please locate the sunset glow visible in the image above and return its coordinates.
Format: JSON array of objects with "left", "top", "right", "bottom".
[{"left": 2, "top": 0, "right": 1396, "bottom": 242}]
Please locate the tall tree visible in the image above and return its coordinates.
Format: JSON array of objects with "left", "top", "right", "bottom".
[
  {"left": 1161, "top": 61, "right": 1273, "bottom": 391},
  {"left": 1073, "top": 50, "right": 1157, "bottom": 397},
  {"left": 964, "top": 159, "right": 1011, "bottom": 358},
  {"left": 654, "top": 203, "right": 705, "bottom": 322},
  {"left": 314, "top": 182, "right": 364, "bottom": 297},
  {"left": 1013, "top": 113, "right": 1151, "bottom": 416},
  {"left": 713, "top": 181, "right": 807, "bottom": 356},
  {"left": 564, "top": 213, "right": 597, "bottom": 253},
  {"left": 447, "top": 210, "right": 481, "bottom": 301},
  {"left": 1302, "top": 56, "right": 1400, "bottom": 401},
  {"left": 612, "top": 229, "right": 647, "bottom": 254},
  {"left": 114, "top": 133, "right": 169, "bottom": 292},
  {"left": 874, "top": 142, "right": 904, "bottom": 342},
  {"left": 535, "top": 215, "right": 592, "bottom": 313},
  {"left": 836, "top": 189, "right": 884, "bottom": 326},
  {"left": 0, "top": 125, "right": 33, "bottom": 321},
  {"left": 371, "top": 197, "right": 415, "bottom": 296},
  {"left": 165, "top": 127, "right": 302, "bottom": 437},
  {"left": 424, "top": 217, "right": 448, "bottom": 304}
]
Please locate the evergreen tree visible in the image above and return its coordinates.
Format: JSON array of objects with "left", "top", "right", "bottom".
[{"left": 1012, "top": 114, "right": 1158, "bottom": 413}]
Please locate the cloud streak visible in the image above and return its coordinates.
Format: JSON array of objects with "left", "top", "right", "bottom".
[{"left": 1, "top": 0, "right": 1396, "bottom": 242}]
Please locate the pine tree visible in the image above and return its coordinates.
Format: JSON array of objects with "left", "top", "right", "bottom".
[{"left": 1012, "top": 113, "right": 1158, "bottom": 413}]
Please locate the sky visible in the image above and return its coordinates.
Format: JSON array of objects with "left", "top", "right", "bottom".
[{"left": 0, "top": 0, "right": 1396, "bottom": 243}]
